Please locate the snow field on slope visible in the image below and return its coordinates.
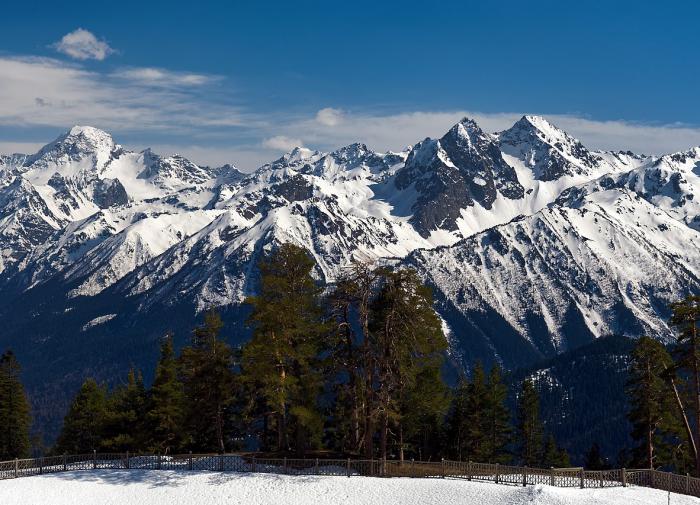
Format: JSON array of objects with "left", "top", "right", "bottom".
[{"left": 1, "top": 469, "right": 696, "bottom": 505}]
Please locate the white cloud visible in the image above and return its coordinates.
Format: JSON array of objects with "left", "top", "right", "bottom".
[
  {"left": 0, "top": 56, "right": 246, "bottom": 132},
  {"left": 52, "top": 29, "right": 114, "bottom": 61},
  {"left": 315, "top": 107, "right": 343, "bottom": 126},
  {"left": 535, "top": 115, "right": 700, "bottom": 156},
  {"left": 262, "top": 135, "right": 304, "bottom": 151},
  {"left": 1, "top": 51, "right": 698, "bottom": 172},
  {"left": 279, "top": 109, "right": 700, "bottom": 158}
]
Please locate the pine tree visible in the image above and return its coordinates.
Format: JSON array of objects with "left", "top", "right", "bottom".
[
  {"left": 0, "top": 350, "right": 31, "bottom": 459},
  {"left": 584, "top": 442, "right": 609, "bottom": 470},
  {"left": 399, "top": 364, "right": 449, "bottom": 461},
  {"left": 670, "top": 295, "right": 700, "bottom": 474},
  {"left": 54, "top": 378, "right": 108, "bottom": 453},
  {"left": 101, "top": 368, "right": 147, "bottom": 451},
  {"left": 180, "top": 309, "right": 236, "bottom": 453},
  {"left": 516, "top": 379, "right": 543, "bottom": 466},
  {"left": 626, "top": 336, "right": 678, "bottom": 469},
  {"left": 465, "top": 363, "right": 488, "bottom": 461},
  {"left": 483, "top": 364, "right": 511, "bottom": 463},
  {"left": 445, "top": 378, "right": 470, "bottom": 460},
  {"left": 325, "top": 261, "right": 385, "bottom": 458},
  {"left": 242, "top": 243, "right": 325, "bottom": 454},
  {"left": 542, "top": 434, "right": 570, "bottom": 468},
  {"left": 146, "top": 335, "right": 186, "bottom": 453}
]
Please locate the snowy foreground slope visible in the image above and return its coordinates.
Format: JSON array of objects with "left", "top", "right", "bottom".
[
  {"left": 1, "top": 116, "right": 699, "bottom": 438},
  {"left": 0, "top": 470, "right": 694, "bottom": 505}
]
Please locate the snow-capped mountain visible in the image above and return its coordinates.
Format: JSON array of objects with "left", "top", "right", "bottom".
[{"left": 0, "top": 116, "right": 697, "bottom": 439}]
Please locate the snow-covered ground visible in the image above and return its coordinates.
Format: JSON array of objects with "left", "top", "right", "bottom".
[{"left": 0, "top": 470, "right": 696, "bottom": 505}]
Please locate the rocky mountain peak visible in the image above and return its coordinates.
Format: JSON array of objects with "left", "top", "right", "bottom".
[
  {"left": 499, "top": 115, "right": 602, "bottom": 181},
  {"left": 22, "top": 125, "right": 116, "bottom": 175},
  {"left": 137, "top": 149, "right": 211, "bottom": 187}
]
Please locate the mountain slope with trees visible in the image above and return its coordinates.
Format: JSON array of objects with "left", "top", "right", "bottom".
[{"left": 0, "top": 116, "right": 698, "bottom": 442}]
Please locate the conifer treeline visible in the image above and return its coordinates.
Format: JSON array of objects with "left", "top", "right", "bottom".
[
  {"left": 50, "top": 243, "right": 566, "bottom": 464},
  {"left": 3, "top": 245, "right": 699, "bottom": 471}
]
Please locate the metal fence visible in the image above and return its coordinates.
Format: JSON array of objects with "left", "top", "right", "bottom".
[{"left": 1, "top": 453, "right": 699, "bottom": 499}]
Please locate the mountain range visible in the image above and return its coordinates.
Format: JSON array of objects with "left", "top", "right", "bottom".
[{"left": 1, "top": 116, "right": 699, "bottom": 440}]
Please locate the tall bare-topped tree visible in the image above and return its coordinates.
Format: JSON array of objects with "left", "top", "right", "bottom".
[
  {"left": 670, "top": 295, "right": 700, "bottom": 474},
  {"left": 626, "top": 336, "right": 677, "bottom": 469},
  {"left": 326, "top": 261, "right": 384, "bottom": 456},
  {"left": 327, "top": 262, "right": 447, "bottom": 460},
  {"left": 369, "top": 268, "right": 447, "bottom": 461}
]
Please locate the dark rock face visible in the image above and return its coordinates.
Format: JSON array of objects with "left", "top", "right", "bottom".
[
  {"left": 440, "top": 119, "right": 524, "bottom": 202},
  {"left": 273, "top": 174, "right": 314, "bottom": 202},
  {"left": 395, "top": 118, "right": 524, "bottom": 237},
  {"left": 92, "top": 178, "right": 129, "bottom": 208}
]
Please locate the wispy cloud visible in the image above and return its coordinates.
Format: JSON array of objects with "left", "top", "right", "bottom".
[
  {"left": 262, "top": 135, "right": 304, "bottom": 151},
  {"left": 115, "top": 67, "right": 214, "bottom": 87},
  {"left": 0, "top": 52, "right": 698, "bottom": 170},
  {"left": 263, "top": 109, "right": 700, "bottom": 161},
  {"left": 52, "top": 28, "right": 115, "bottom": 61},
  {"left": 0, "top": 56, "right": 246, "bottom": 133}
]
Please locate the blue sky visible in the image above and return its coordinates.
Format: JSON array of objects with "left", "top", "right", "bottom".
[{"left": 0, "top": 0, "right": 698, "bottom": 170}]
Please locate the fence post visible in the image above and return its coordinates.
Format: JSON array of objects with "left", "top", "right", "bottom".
[
  {"left": 347, "top": 458, "right": 351, "bottom": 478},
  {"left": 188, "top": 451, "right": 193, "bottom": 471},
  {"left": 599, "top": 471, "right": 603, "bottom": 488},
  {"left": 687, "top": 473, "right": 690, "bottom": 494},
  {"left": 550, "top": 467, "right": 554, "bottom": 487},
  {"left": 39, "top": 457, "right": 43, "bottom": 475},
  {"left": 579, "top": 468, "right": 584, "bottom": 489},
  {"left": 126, "top": 451, "right": 130, "bottom": 470},
  {"left": 93, "top": 450, "right": 97, "bottom": 469},
  {"left": 411, "top": 458, "right": 415, "bottom": 478},
  {"left": 467, "top": 460, "right": 472, "bottom": 481},
  {"left": 252, "top": 456, "right": 256, "bottom": 473},
  {"left": 621, "top": 468, "right": 626, "bottom": 487},
  {"left": 284, "top": 457, "right": 287, "bottom": 474},
  {"left": 219, "top": 454, "right": 223, "bottom": 472},
  {"left": 523, "top": 466, "right": 527, "bottom": 487},
  {"left": 315, "top": 458, "right": 319, "bottom": 475},
  {"left": 441, "top": 458, "right": 445, "bottom": 479},
  {"left": 495, "top": 463, "right": 500, "bottom": 484},
  {"left": 14, "top": 458, "right": 18, "bottom": 478},
  {"left": 63, "top": 453, "right": 67, "bottom": 472}
]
